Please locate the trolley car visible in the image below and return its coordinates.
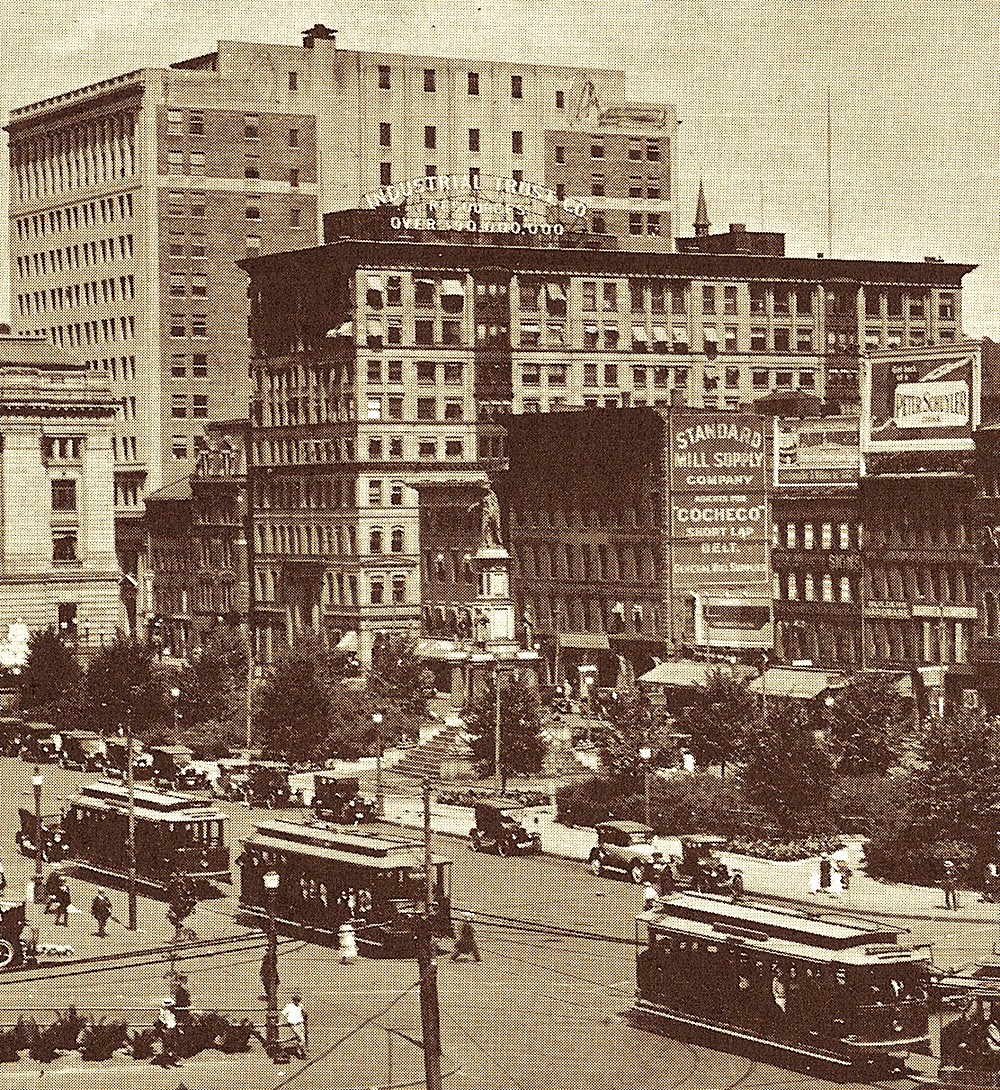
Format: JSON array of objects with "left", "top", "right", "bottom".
[
  {"left": 239, "top": 818, "right": 452, "bottom": 956},
  {"left": 634, "top": 892, "right": 930, "bottom": 1076},
  {"left": 63, "top": 780, "right": 230, "bottom": 891}
]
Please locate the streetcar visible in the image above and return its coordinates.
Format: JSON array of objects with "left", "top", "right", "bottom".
[
  {"left": 238, "top": 818, "right": 452, "bottom": 956},
  {"left": 633, "top": 892, "right": 930, "bottom": 1076},
  {"left": 62, "top": 780, "right": 230, "bottom": 892}
]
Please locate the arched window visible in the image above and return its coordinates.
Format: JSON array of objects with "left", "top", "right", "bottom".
[
  {"left": 391, "top": 526, "right": 404, "bottom": 553},
  {"left": 370, "top": 528, "right": 383, "bottom": 554}
]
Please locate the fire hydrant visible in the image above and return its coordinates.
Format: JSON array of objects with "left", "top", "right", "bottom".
[{"left": 338, "top": 922, "right": 358, "bottom": 963}]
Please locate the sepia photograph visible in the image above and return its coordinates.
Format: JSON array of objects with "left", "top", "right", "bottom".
[{"left": 0, "top": 0, "right": 997, "bottom": 1086}]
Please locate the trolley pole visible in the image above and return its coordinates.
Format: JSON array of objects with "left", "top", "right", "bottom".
[
  {"left": 32, "top": 768, "right": 43, "bottom": 898},
  {"left": 418, "top": 778, "right": 443, "bottom": 1090},
  {"left": 423, "top": 779, "right": 433, "bottom": 913},
  {"left": 125, "top": 716, "right": 137, "bottom": 930},
  {"left": 494, "top": 666, "right": 502, "bottom": 795}
]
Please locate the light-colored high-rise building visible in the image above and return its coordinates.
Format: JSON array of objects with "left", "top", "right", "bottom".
[{"left": 7, "top": 27, "right": 677, "bottom": 578}]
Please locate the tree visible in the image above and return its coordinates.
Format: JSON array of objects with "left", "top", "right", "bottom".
[
  {"left": 80, "top": 635, "right": 170, "bottom": 742},
  {"left": 173, "top": 627, "right": 250, "bottom": 755},
  {"left": 253, "top": 637, "right": 367, "bottom": 762},
  {"left": 678, "top": 666, "right": 756, "bottom": 776},
  {"left": 597, "top": 688, "right": 675, "bottom": 782},
  {"left": 464, "top": 674, "right": 546, "bottom": 793},
  {"left": 822, "top": 673, "right": 913, "bottom": 774},
  {"left": 740, "top": 697, "right": 834, "bottom": 836},
  {"left": 19, "top": 628, "right": 83, "bottom": 728},
  {"left": 366, "top": 634, "right": 435, "bottom": 748}
]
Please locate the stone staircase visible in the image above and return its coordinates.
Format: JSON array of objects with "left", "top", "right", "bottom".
[{"left": 386, "top": 722, "right": 471, "bottom": 782}]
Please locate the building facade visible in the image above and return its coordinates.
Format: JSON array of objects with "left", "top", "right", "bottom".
[
  {"left": 7, "top": 29, "right": 677, "bottom": 586},
  {"left": 0, "top": 335, "right": 119, "bottom": 656}
]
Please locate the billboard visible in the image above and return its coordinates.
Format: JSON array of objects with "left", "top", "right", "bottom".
[
  {"left": 863, "top": 343, "right": 982, "bottom": 454},
  {"left": 670, "top": 413, "right": 770, "bottom": 592},
  {"left": 775, "top": 416, "right": 859, "bottom": 486}
]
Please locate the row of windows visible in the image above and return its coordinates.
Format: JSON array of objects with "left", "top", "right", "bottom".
[
  {"left": 11, "top": 115, "right": 137, "bottom": 201},
  {"left": 170, "top": 394, "right": 210, "bottom": 418},
  {"left": 252, "top": 434, "right": 471, "bottom": 466},
  {"left": 778, "top": 572, "right": 855, "bottom": 602},
  {"left": 14, "top": 195, "right": 133, "bottom": 241},
  {"left": 15, "top": 235, "right": 134, "bottom": 278},
  {"left": 169, "top": 314, "right": 209, "bottom": 338},
  {"left": 113, "top": 436, "right": 140, "bottom": 463},
  {"left": 170, "top": 353, "right": 209, "bottom": 378},
  {"left": 776, "top": 522, "right": 858, "bottom": 550},
  {"left": 165, "top": 147, "right": 303, "bottom": 188},
  {"left": 514, "top": 542, "right": 658, "bottom": 583},
  {"left": 51, "top": 316, "right": 134, "bottom": 350},
  {"left": 168, "top": 272, "right": 208, "bottom": 297},
  {"left": 376, "top": 65, "right": 564, "bottom": 107},
  {"left": 16, "top": 275, "right": 135, "bottom": 317},
  {"left": 257, "top": 477, "right": 409, "bottom": 510},
  {"left": 171, "top": 435, "right": 210, "bottom": 461}
]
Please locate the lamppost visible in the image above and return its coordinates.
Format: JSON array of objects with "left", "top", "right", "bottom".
[
  {"left": 170, "top": 687, "right": 181, "bottom": 746},
  {"left": 373, "top": 711, "right": 384, "bottom": 818},
  {"left": 262, "top": 869, "right": 280, "bottom": 1058},
  {"left": 639, "top": 741, "right": 652, "bottom": 829},
  {"left": 32, "top": 767, "right": 43, "bottom": 898}
]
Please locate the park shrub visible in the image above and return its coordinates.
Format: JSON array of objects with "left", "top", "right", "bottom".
[{"left": 78, "top": 1019, "right": 129, "bottom": 1061}]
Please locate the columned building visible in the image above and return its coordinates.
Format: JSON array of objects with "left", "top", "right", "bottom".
[{"left": 0, "top": 335, "right": 119, "bottom": 657}]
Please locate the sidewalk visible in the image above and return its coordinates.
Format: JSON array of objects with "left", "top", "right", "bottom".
[{"left": 380, "top": 793, "right": 1000, "bottom": 926}]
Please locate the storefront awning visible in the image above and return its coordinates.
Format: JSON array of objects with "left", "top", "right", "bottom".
[
  {"left": 337, "top": 631, "right": 358, "bottom": 652},
  {"left": 632, "top": 325, "right": 648, "bottom": 341},
  {"left": 556, "top": 632, "right": 610, "bottom": 651},
  {"left": 653, "top": 326, "right": 669, "bottom": 341},
  {"left": 366, "top": 274, "right": 384, "bottom": 291},
  {"left": 414, "top": 638, "right": 464, "bottom": 660},
  {"left": 747, "top": 667, "right": 848, "bottom": 700},
  {"left": 639, "top": 661, "right": 754, "bottom": 689},
  {"left": 441, "top": 278, "right": 465, "bottom": 296},
  {"left": 546, "top": 282, "right": 566, "bottom": 301}
]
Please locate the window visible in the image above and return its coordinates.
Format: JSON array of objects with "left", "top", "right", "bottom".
[
  {"left": 797, "top": 328, "right": 813, "bottom": 352},
  {"left": 171, "top": 354, "right": 186, "bottom": 377},
  {"left": 512, "top": 131, "right": 523, "bottom": 155},
  {"left": 166, "top": 108, "right": 183, "bottom": 135},
  {"left": 370, "top": 577, "right": 384, "bottom": 604},
  {"left": 418, "top": 438, "right": 437, "bottom": 459},
  {"left": 750, "top": 328, "right": 766, "bottom": 351},
  {"left": 424, "top": 68, "right": 436, "bottom": 92},
  {"left": 417, "top": 397, "right": 436, "bottom": 420},
  {"left": 584, "top": 362, "right": 598, "bottom": 387},
  {"left": 170, "top": 315, "right": 186, "bottom": 337},
  {"left": 839, "top": 523, "right": 850, "bottom": 549},
  {"left": 468, "top": 128, "right": 480, "bottom": 153},
  {"left": 387, "top": 397, "right": 403, "bottom": 420},
  {"left": 191, "top": 315, "right": 207, "bottom": 338},
  {"left": 172, "top": 436, "right": 188, "bottom": 459},
  {"left": 189, "top": 150, "right": 205, "bottom": 175},
  {"left": 53, "top": 531, "right": 78, "bottom": 562},
  {"left": 368, "top": 358, "right": 382, "bottom": 385},
  {"left": 244, "top": 114, "right": 260, "bottom": 139},
  {"left": 591, "top": 214, "right": 605, "bottom": 234},
  {"left": 647, "top": 181, "right": 661, "bottom": 199},
  {"left": 646, "top": 139, "right": 660, "bottom": 160},
  {"left": 647, "top": 214, "right": 661, "bottom": 235},
  {"left": 368, "top": 437, "right": 383, "bottom": 460},
  {"left": 392, "top": 575, "right": 406, "bottom": 603},
  {"left": 415, "top": 319, "right": 434, "bottom": 345},
  {"left": 387, "top": 359, "right": 402, "bottom": 385},
  {"left": 51, "top": 478, "right": 76, "bottom": 511},
  {"left": 246, "top": 205, "right": 261, "bottom": 220},
  {"left": 167, "top": 149, "right": 184, "bottom": 174},
  {"left": 168, "top": 232, "right": 185, "bottom": 257},
  {"left": 168, "top": 191, "right": 185, "bottom": 216},
  {"left": 773, "top": 328, "right": 790, "bottom": 352},
  {"left": 193, "top": 394, "right": 208, "bottom": 418},
  {"left": 169, "top": 273, "right": 186, "bottom": 297},
  {"left": 629, "top": 138, "right": 643, "bottom": 161},
  {"left": 605, "top": 362, "right": 618, "bottom": 387},
  {"left": 288, "top": 71, "right": 298, "bottom": 91},
  {"left": 840, "top": 576, "right": 852, "bottom": 603},
  {"left": 940, "top": 293, "right": 955, "bottom": 320},
  {"left": 288, "top": 128, "right": 299, "bottom": 147},
  {"left": 629, "top": 179, "right": 643, "bottom": 198},
  {"left": 554, "top": 144, "right": 565, "bottom": 164},
  {"left": 191, "top": 272, "right": 207, "bottom": 297},
  {"left": 186, "top": 110, "right": 203, "bottom": 135},
  {"left": 548, "top": 363, "right": 567, "bottom": 386},
  {"left": 445, "top": 438, "right": 464, "bottom": 458},
  {"left": 191, "top": 353, "right": 207, "bottom": 377},
  {"left": 289, "top": 167, "right": 300, "bottom": 188},
  {"left": 391, "top": 483, "right": 404, "bottom": 504},
  {"left": 369, "top": 480, "right": 382, "bottom": 506},
  {"left": 591, "top": 174, "right": 605, "bottom": 197},
  {"left": 702, "top": 286, "right": 716, "bottom": 314},
  {"left": 629, "top": 213, "right": 643, "bottom": 235},
  {"left": 511, "top": 74, "right": 522, "bottom": 98},
  {"left": 804, "top": 523, "right": 814, "bottom": 549},
  {"left": 289, "top": 208, "right": 301, "bottom": 228},
  {"left": 380, "top": 162, "right": 392, "bottom": 186},
  {"left": 591, "top": 143, "right": 604, "bottom": 159},
  {"left": 468, "top": 71, "right": 479, "bottom": 95},
  {"left": 424, "top": 125, "right": 436, "bottom": 150},
  {"left": 556, "top": 89, "right": 565, "bottom": 108},
  {"left": 172, "top": 394, "right": 187, "bottom": 418},
  {"left": 444, "top": 399, "right": 463, "bottom": 420}
]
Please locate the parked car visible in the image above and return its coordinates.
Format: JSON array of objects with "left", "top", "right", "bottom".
[
  {"left": 20, "top": 723, "right": 61, "bottom": 763},
  {"left": 659, "top": 834, "right": 739, "bottom": 895},
  {"left": 470, "top": 799, "right": 542, "bottom": 856},
  {"left": 150, "top": 745, "right": 208, "bottom": 789},
  {"left": 61, "top": 731, "right": 106, "bottom": 771},
  {"left": 589, "top": 820, "right": 664, "bottom": 883},
  {"left": 313, "top": 774, "right": 373, "bottom": 824},
  {"left": 244, "top": 762, "right": 294, "bottom": 808},
  {"left": 16, "top": 808, "right": 68, "bottom": 862}
]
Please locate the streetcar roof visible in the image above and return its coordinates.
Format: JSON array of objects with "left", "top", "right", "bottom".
[
  {"left": 69, "top": 780, "right": 227, "bottom": 823},
  {"left": 244, "top": 819, "right": 450, "bottom": 870},
  {"left": 646, "top": 893, "right": 926, "bottom": 966}
]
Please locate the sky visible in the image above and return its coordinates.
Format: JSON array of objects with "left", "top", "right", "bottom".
[{"left": 1, "top": 0, "right": 998, "bottom": 333}]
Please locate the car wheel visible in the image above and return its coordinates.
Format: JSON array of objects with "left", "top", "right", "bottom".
[
  {"left": 496, "top": 840, "right": 509, "bottom": 857},
  {"left": 590, "top": 855, "right": 603, "bottom": 876},
  {"left": 0, "top": 940, "right": 16, "bottom": 970},
  {"left": 631, "top": 863, "right": 646, "bottom": 884}
]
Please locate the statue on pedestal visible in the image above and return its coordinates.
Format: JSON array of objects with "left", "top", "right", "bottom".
[{"left": 473, "top": 484, "right": 503, "bottom": 549}]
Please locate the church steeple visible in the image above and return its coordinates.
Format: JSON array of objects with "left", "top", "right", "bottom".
[{"left": 694, "top": 180, "right": 711, "bottom": 237}]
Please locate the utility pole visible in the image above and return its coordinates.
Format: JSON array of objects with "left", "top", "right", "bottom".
[
  {"left": 494, "top": 666, "right": 502, "bottom": 795},
  {"left": 125, "top": 713, "right": 137, "bottom": 930},
  {"left": 417, "top": 777, "right": 443, "bottom": 1090}
]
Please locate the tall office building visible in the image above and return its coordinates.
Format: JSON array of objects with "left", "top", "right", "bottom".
[{"left": 7, "top": 27, "right": 677, "bottom": 577}]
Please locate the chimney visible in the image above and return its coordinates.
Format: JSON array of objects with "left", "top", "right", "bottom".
[
  {"left": 303, "top": 24, "right": 336, "bottom": 48},
  {"left": 729, "top": 224, "right": 747, "bottom": 233}
]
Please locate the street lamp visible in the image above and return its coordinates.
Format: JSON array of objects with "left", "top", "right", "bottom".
[
  {"left": 639, "top": 743, "right": 652, "bottom": 829},
  {"left": 373, "top": 712, "right": 384, "bottom": 818},
  {"left": 262, "top": 869, "right": 280, "bottom": 1058},
  {"left": 170, "top": 687, "right": 181, "bottom": 745},
  {"left": 32, "top": 767, "right": 43, "bottom": 898}
]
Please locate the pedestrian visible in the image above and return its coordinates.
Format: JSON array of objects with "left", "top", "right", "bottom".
[
  {"left": 731, "top": 871, "right": 745, "bottom": 904},
  {"left": 944, "top": 859, "right": 959, "bottom": 910},
  {"left": 53, "top": 879, "right": 71, "bottom": 926},
  {"left": 0, "top": 861, "right": 7, "bottom": 893},
  {"left": 643, "top": 881, "right": 657, "bottom": 912},
  {"left": 173, "top": 977, "right": 192, "bottom": 1022},
  {"left": 985, "top": 862, "right": 999, "bottom": 903},
  {"left": 154, "top": 997, "right": 180, "bottom": 1066},
  {"left": 281, "top": 994, "right": 307, "bottom": 1058},
  {"left": 91, "top": 890, "right": 112, "bottom": 937},
  {"left": 451, "top": 915, "right": 481, "bottom": 962}
]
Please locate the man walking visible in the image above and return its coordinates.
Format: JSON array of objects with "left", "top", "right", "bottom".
[
  {"left": 53, "top": 879, "right": 71, "bottom": 926},
  {"left": 943, "top": 860, "right": 959, "bottom": 910},
  {"left": 281, "top": 994, "right": 307, "bottom": 1058},
  {"left": 451, "top": 916, "right": 482, "bottom": 962},
  {"left": 90, "top": 890, "right": 112, "bottom": 937}
]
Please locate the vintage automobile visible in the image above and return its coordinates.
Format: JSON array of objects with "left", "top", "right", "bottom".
[
  {"left": 150, "top": 746, "right": 209, "bottom": 790},
  {"left": 312, "top": 774, "right": 374, "bottom": 824},
  {"left": 16, "top": 808, "right": 69, "bottom": 862},
  {"left": 104, "top": 740, "right": 155, "bottom": 780},
  {"left": 61, "top": 731, "right": 106, "bottom": 771},
  {"left": 0, "top": 901, "right": 29, "bottom": 970},
  {"left": 469, "top": 799, "right": 542, "bottom": 855},
  {"left": 21, "top": 723, "right": 61, "bottom": 763},
  {"left": 589, "top": 820, "right": 664, "bottom": 883},
  {"left": 244, "top": 762, "right": 295, "bottom": 808},
  {"left": 655, "top": 833, "right": 739, "bottom": 895}
]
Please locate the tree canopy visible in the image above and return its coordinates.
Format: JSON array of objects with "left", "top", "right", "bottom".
[
  {"left": 677, "top": 665, "right": 757, "bottom": 775},
  {"left": 822, "top": 672, "right": 913, "bottom": 774},
  {"left": 19, "top": 627, "right": 84, "bottom": 728},
  {"left": 464, "top": 673, "right": 546, "bottom": 793},
  {"left": 80, "top": 635, "right": 170, "bottom": 740}
]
